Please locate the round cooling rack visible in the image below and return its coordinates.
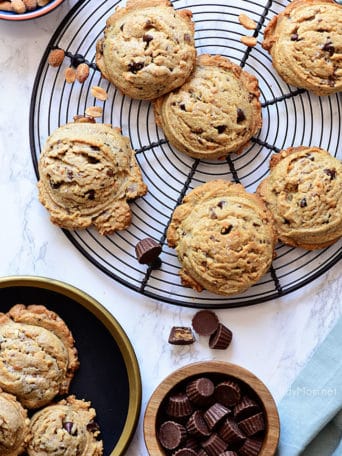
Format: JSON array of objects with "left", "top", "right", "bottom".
[{"left": 29, "top": 0, "right": 342, "bottom": 308}]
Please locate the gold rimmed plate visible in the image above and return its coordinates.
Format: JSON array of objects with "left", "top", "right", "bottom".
[{"left": 0, "top": 275, "right": 141, "bottom": 456}]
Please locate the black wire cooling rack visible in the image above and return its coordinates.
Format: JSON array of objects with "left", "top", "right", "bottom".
[{"left": 29, "top": 0, "right": 342, "bottom": 308}]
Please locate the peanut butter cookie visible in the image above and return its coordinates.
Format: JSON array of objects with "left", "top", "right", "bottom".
[
  {"left": 263, "top": 0, "right": 342, "bottom": 95},
  {"left": 153, "top": 54, "right": 262, "bottom": 159},
  {"left": 28, "top": 396, "right": 103, "bottom": 456},
  {"left": 167, "top": 180, "right": 276, "bottom": 295},
  {"left": 0, "top": 304, "right": 79, "bottom": 409},
  {"left": 96, "top": 0, "right": 196, "bottom": 100},
  {"left": 257, "top": 146, "right": 342, "bottom": 249},
  {"left": 0, "top": 389, "right": 30, "bottom": 456},
  {"left": 38, "top": 122, "right": 147, "bottom": 235}
]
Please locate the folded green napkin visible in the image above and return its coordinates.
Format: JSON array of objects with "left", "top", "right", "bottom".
[{"left": 278, "top": 316, "right": 342, "bottom": 455}]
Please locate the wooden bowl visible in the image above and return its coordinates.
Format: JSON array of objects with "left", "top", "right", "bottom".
[
  {"left": 0, "top": 0, "right": 64, "bottom": 21},
  {"left": 144, "top": 361, "right": 279, "bottom": 456}
]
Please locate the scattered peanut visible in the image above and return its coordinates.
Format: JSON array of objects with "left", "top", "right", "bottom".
[
  {"left": 73, "top": 115, "right": 96, "bottom": 124},
  {"left": 239, "top": 14, "right": 257, "bottom": 30},
  {"left": 65, "top": 67, "right": 76, "bottom": 84},
  {"left": 48, "top": 49, "right": 65, "bottom": 67},
  {"left": 85, "top": 106, "right": 103, "bottom": 118},
  {"left": 91, "top": 86, "right": 108, "bottom": 101},
  {"left": 76, "top": 63, "right": 90, "bottom": 83},
  {"left": 240, "top": 36, "right": 257, "bottom": 47}
]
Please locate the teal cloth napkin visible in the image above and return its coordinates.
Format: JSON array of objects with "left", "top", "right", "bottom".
[{"left": 278, "top": 316, "right": 342, "bottom": 455}]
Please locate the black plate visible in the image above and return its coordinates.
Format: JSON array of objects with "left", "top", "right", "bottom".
[{"left": 0, "top": 276, "right": 141, "bottom": 456}]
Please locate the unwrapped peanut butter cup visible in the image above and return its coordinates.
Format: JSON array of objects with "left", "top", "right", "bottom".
[
  {"left": 238, "top": 437, "right": 263, "bottom": 456},
  {"left": 234, "top": 396, "right": 260, "bottom": 421},
  {"left": 192, "top": 310, "right": 219, "bottom": 336},
  {"left": 186, "top": 377, "right": 215, "bottom": 406},
  {"left": 204, "top": 402, "right": 231, "bottom": 430},
  {"left": 238, "top": 412, "right": 265, "bottom": 436},
  {"left": 201, "top": 432, "right": 227, "bottom": 456},
  {"left": 215, "top": 380, "right": 241, "bottom": 407},
  {"left": 218, "top": 416, "right": 246, "bottom": 445},
  {"left": 209, "top": 323, "right": 233, "bottom": 349},
  {"left": 135, "top": 237, "right": 162, "bottom": 264},
  {"left": 166, "top": 393, "right": 193, "bottom": 418},
  {"left": 158, "top": 420, "right": 187, "bottom": 450},
  {"left": 186, "top": 410, "right": 211, "bottom": 438}
]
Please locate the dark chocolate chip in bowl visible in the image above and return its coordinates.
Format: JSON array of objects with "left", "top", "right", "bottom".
[
  {"left": 204, "top": 402, "right": 231, "bottom": 430},
  {"left": 218, "top": 416, "right": 246, "bottom": 445},
  {"left": 158, "top": 420, "right": 187, "bottom": 450},
  {"left": 186, "top": 410, "right": 211, "bottom": 438},
  {"left": 201, "top": 432, "right": 227, "bottom": 455},
  {"left": 234, "top": 396, "right": 260, "bottom": 421},
  {"left": 215, "top": 380, "right": 241, "bottom": 407},
  {"left": 238, "top": 412, "right": 265, "bottom": 436},
  {"left": 186, "top": 377, "right": 215, "bottom": 406},
  {"left": 192, "top": 310, "right": 219, "bottom": 336},
  {"left": 166, "top": 393, "right": 193, "bottom": 419},
  {"left": 168, "top": 327, "right": 195, "bottom": 345},
  {"left": 209, "top": 323, "right": 233, "bottom": 350},
  {"left": 135, "top": 237, "right": 162, "bottom": 264}
]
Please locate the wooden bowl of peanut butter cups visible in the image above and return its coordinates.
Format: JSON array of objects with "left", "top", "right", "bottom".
[{"left": 144, "top": 361, "right": 279, "bottom": 456}]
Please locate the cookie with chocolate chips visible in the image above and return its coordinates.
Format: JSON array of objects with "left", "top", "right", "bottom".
[
  {"left": 263, "top": 0, "right": 342, "bottom": 96},
  {"left": 167, "top": 180, "right": 276, "bottom": 295},
  {"left": 153, "top": 54, "right": 262, "bottom": 159},
  {"left": 38, "top": 122, "right": 147, "bottom": 235},
  {"left": 257, "top": 146, "right": 342, "bottom": 249},
  {"left": 27, "top": 395, "right": 103, "bottom": 456},
  {"left": 96, "top": 0, "right": 196, "bottom": 100}
]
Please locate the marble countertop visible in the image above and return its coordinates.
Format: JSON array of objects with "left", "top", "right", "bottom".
[{"left": 0, "top": 1, "right": 341, "bottom": 455}]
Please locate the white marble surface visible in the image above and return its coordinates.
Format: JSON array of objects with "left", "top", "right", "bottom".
[{"left": 0, "top": 1, "right": 341, "bottom": 455}]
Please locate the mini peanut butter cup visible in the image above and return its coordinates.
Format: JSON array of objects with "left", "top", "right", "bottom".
[
  {"left": 184, "top": 435, "right": 200, "bottom": 451},
  {"left": 209, "top": 323, "right": 233, "bottom": 349},
  {"left": 166, "top": 393, "right": 193, "bottom": 418},
  {"left": 238, "top": 412, "right": 265, "bottom": 436},
  {"left": 172, "top": 449, "right": 197, "bottom": 456},
  {"left": 204, "top": 402, "right": 231, "bottom": 430},
  {"left": 168, "top": 326, "right": 195, "bottom": 345},
  {"left": 186, "top": 410, "right": 211, "bottom": 438},
  {"left": 218, "top": 416, "right": 246, "bottom": 445},
  {"left": 186, "top": 377, "right": 215, "bottom": 406},
  {"left": 215, "top": 380, "right": 241, "bottom": 407},
  {"left": 234, "top": 396, "right": 260, "bottom": 421},
  {"left": 238, "top": 437, "right": 263, "bottom": 456},
  {"left": 192, "top": 310, "right": 219, "bottom": 336},
  {"left": 201, "top": 433, "right": 227, "bottom": 456},
  {"left": 158, "top": 420, "right": 187, "bottom": 450},
  {"left": 135, "top": 237, "right": 162, "bottom": 264},
  {"left": 219, "top": 451, "right": 238, "bottom": 456}
]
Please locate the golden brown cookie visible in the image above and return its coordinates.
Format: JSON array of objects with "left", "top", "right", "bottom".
[
  {"left": 263, "top": 0, "right": 342, "bottom": 95},
  {"left": 27, "top": 395, "right": 103, "bottom": 456},
  {"left": 0, "top": 304, "right": 79, "bottom": 409},
  {"left": 96, "top": 0, "right": 196, "bottom": 100},
  {"left": 167, "top": 180, "right": 276, "bottom": 295},
  {"left": 38, "top": 122, "right": 147, "bottom": 235},
  {"left": 257, "top": 146, "right": 342, "bottom": 249},
  {"left": 0, "top": 389, "right": 30, "bottom": 456},
  {"left": 153, "top": 54, "right": 262, "bottom": 159}
]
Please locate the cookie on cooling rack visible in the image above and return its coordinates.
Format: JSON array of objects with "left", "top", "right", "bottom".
[
  {"left": 95, "top": 0, "right": 196, "bottom": 100},
  {"left": 262, "top": 0, "right": 342, "bottom": 96},
  {"left": 167, "top": 180, "right": 276, "bottom": 295},
  {"left": 38, "top": 122, "right": 147, "bottom": 235},
  {"left": 0, "top": 389, "right": 30, "bottom": 456},
  {"left": 257, "top": 146, "right": 342, "bottom": 249},
  {"left": 27, "top": 395, "right": 103, "bottom": 456},
  {"left": 0, "top": 304, "right": 79, "bottom": 409},
  {"left": 153, "top": 54, "right": 262, "bottom": 160}
]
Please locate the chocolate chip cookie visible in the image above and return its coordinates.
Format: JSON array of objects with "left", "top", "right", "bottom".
[
  {"left": 38, "top": 122, "right": 147, "bottom": 235},
  {"left": 153, "top": 54, "right": 262, "bottom": 159},
  {"left": 0, "top": 304, "right": 79, "bottom": 409},
  {"left": 263, "top": 0, "right": 342, "bottom": 95},
  {"left": 257, "top": 146, "right": 342, "bottom": 249},
  {"left": 96, "top": 0, "right": 196, "bottom": 100},
  {"left": 0, "top": 389, "right": 30, "bottom": 455},
  {"left": 167, "top": 180, "right": 276, "bottom": 295},
  {"left": 27, "top": 395, "right": 103, "bottom": 456}
]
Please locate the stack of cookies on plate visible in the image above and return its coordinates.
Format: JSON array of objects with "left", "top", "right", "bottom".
[{"left": 0, "top": 304, "right": 103, "bottom": 456}]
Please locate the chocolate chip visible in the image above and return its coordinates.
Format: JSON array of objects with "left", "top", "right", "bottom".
[
  {"left": 216, "top": 125, "right": 226, "bottom": 134},
  {"left": 87, "top": 420, "right": 100, "bottom": 433},
  {"left": 90, "top": 146, "right": 100, "bottom": 152},
  {"left": 168, "top": 327, "right": 195, "bottom": 345},
  {"left": 63, "top": 421, "right": 75, "bottom": 435},
  {"left": 221, "top": 225, "right": 232, "bottom": 235},
  {"left": 209, "top": 208, "right": 218, "bottom": 219},
  {"left": 135, "top": 237, "right": 162, "bottom": 264},
  {"left": 67, "top": 170, "right": 74, "bottom": 180},
  {"left": 324, "top": 168, "right": 336, "bottom": 180},
  {"left": 237, "top": 108, "right": 246, "bottom": 123},
  {"left": 50, "top": 179, "right": 61, "bottom": 189},
  {"left": 290, "top": 33, "right": 299, "bottom": 41},
  {"left": 322, "top": 41, "right": 335, "bottom": 56},
  {"left": 85, "top": 189, "right": 95, "bottom": 200},
  {"left": 120, "top": 23, "right": 124, "bottom": 31},
  {"left": 180, "top": 103, "right": 186, "bottom": 111},
  {"left": 217, "top": 200, "right": 227, "bottom": 209},
  {"left": 70, "top": 53, "right": 85, "bottom": 68},
  {"left": 128, "top": 62, "right": 144, "bottom": 73},
  {"left": 88, "top": 156, "right": 100, "bottom": 164},
  {"left": 300, "top": 198, "right": 307, "bottom": 207},
  {"left": 184, "top": 33, "right": 191, "bottom": 42},
  {"left": 143, "top": 34, "right": 153, "bottom": 43}
]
